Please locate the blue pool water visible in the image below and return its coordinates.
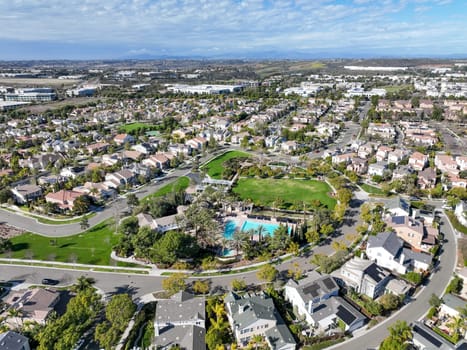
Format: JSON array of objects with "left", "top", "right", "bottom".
[{"left": 223, "top": 220, "right": 289, "bottom": 240}]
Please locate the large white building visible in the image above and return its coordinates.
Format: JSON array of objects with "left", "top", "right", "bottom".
[{"left": 4, "top": 88, "right": 56, "bottom": 102}]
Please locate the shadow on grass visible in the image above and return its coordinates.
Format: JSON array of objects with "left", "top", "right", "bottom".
[
  {"left": 11, "top": 242, "right": 29, "bottom": 252},
  {"left": 59, "top": 243, "right": 76, "bottom": 249}
]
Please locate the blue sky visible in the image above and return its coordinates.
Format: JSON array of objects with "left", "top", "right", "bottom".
[{"left": 1, "top": 0, "right": 466, "bottom": 59}]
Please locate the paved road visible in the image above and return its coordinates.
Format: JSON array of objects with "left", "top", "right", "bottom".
[
  {"left": 332, "top": 213, "right": 457, "bottom": 350},
  {"left": 0, "top": 168, "right": 191, "bottom": 237}
]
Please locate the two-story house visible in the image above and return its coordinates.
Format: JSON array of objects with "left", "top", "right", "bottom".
[
  {"left": 11, "top": 184, "right": 43, "bottom": 204},
  {"left": 332, "top": 257, "right": 391, "bottom": 299},
  {"left": 225, "top": 292, "right": 296, "bottom": 350},
  {"left": 153, "top": 291, "right": 206, "bottom": 350}
]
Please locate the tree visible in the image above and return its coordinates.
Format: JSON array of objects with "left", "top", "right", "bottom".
[
  {"left": 429, "top": 293, "right": 441, "bottom": 308},
  {"left": 80, "top": 217, "right": 90, "bottom": 231},
  {"left": 319, "top": 223, "right": 334, "bottom": 237},
  {"left": 270, "top": 225, "right": 290, "bottom": 252},
  {"left": 447, "top": 317, "right": 466, "bottom": 343},
  {"left": 379, "top": 293, "right": 400, "bottom": 312},
  {"left": 256, "top": 264, "right": 278, "bottom": 283},
  {"left": 305, "top": 229, "right": 320, "bottom": 244},
  {"left": 0, "top": 237, "right": 12, "bottom": 254},
  {"left": 162, "top": 273, "right": 187, "bottom": 295},
  {"left": 192, "top": 280, "right": 210, "bottom": 295},
  {"left": 118, "top": 216, "right": 139, "bottom": 235},
  {"left": 151, "top": 231, "right": 199, "bottom": 266},
  {"left": 445, "top": 275, "right": 463, "bottom": 294},
  {"left": 387, "top": 320, "right": 413, "bottom": 345},
  {"left": 72, "top": 195, "right": 91, "bottom": 215},
  {"left": 231, "top": 279, "right": 247, "bottom": 291},
  {"left": 105, "top": 294, "right": 136, "bottom": 332},
  {"left": 72, "top": 275, "right": 95, "bottom": 292},
  {"left": 126, "top": 193, "right": 139, "bottom": 208},
  {"left": 0, "top": 188, "right": 12, "bottom": 203}
]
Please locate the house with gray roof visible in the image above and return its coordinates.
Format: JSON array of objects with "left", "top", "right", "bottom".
[
  {"left": 412, "top": 321, "right": 457, "bottom": 350},
  {"left": 0, "top": 331, "right": 30, "bottom": 350},
  {"left": 153, "top": 291, "right": 206, "bottom": 350},
  {"left": 332, "top": 257, "right": 391, "bottom": 299},
  {"left": 284, "top": 271, "right": 365, "bottom": 333},
  {"left": 366, "top": 231, "right": 433, "bottom": 274},
  {"left": 224, "top": 291, "right": 296, "bottom": 350},
  {"left": 440, "top": 293, "right": 467, "bottom": 318}
]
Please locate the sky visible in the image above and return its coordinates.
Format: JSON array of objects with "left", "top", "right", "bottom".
[{"left": 1, "top": 0, "right": 466, "bottom": 60}]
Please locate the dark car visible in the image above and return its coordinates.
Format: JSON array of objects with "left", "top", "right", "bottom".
[{"left": 42, "top": 278, "right": 59, "bottom": 285}]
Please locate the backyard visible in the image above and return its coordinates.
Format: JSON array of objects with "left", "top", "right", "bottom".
[
  {"left": 0, "top": 220, "right": 119, "bottom": 265},
  {"left": 202, "top": 151, "right": 251, "bottom": 179},
  {"left": 233, "top": 178, "right": 336, "bottom": 210}
]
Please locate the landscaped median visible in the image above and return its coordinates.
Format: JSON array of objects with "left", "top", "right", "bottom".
[{"left": 0, "top": 258, "right": 151, "bottom": 274}]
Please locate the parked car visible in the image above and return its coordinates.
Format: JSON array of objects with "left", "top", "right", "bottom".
[{"left": 41, "top": 278, "right": 59, "bottom": 285}]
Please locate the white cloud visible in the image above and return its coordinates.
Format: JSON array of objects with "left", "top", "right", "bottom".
[{"left": 0, "top": 0, "right": 465, "bottom": 56}]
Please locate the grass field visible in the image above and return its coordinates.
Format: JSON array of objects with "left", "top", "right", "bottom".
[
  {"left": 119, "top": 122, "right": 158, "bottom": 133},
  {"left": 233, "top": 178, "right": 336, "bottom": 209},
  {"left": 0, "top": 220, "right": 119, "bottom": 265},
  {"left": 203, "top": 151, "right": 251, "bottom": 179},
  {"left": 143, "top": 176, "right": 190, "bottom": 201},
  {"left": 381, "top": 84, "right": 413, "bottom": 93},
  {"left": 360, "top": 183, "right": 386, "bottom": 196},
  {"left": 0, "top": 78, "right": 80, "bottom": 87}
]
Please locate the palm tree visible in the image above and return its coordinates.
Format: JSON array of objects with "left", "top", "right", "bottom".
[
  {"left": 447, "top": 317, "right": 466, "bottom": 342},
  {"left": 7, "top": 308, "right": 23, "bottom": 328},
  {"left": 73, "top": 275, "right": 95, "bottom": 292},
  {"left": 255, "top": 225, "right": 267, "bottom": 242},
  {"left": 230, "top": 230, "right": 249, "bottom": 258},
  {"left": 388, "top": 320, "right": 413, "bottom": 345},
  {"left": 212, "top": 303, "right": 225, "bottom": 321}
]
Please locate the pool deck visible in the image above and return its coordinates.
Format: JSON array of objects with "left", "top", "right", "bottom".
[{"left": 223, "top": 213, "right": 295, "bottom": 237}]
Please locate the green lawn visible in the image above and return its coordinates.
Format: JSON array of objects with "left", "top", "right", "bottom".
[
  {"left": 0, "top": 220, "right": 119, "bottom": 265},
  {"left": 360, "top": 183, "right": 386, "bottom": 196},
  {"left": 143, "top": 176, "right": 190, "bottom": 201},
  {"left": 233, "top": 178, "right": 336, "bottom": 209},
  {"left": 119, "top": 122, "right": 158, "bottom": 133},
  {"left": 202, "top": 151, "right": 251, "bottom": 179},
  {"left": 381, "top": 84, "right": 413, "bottom": 93}
]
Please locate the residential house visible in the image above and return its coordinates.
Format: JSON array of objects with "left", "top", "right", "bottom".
[
  {"left": 281, "top": 141, "right": 298, "bottom": 154},
  {"left": 284, "top": 271, "right": 365, "bottom": 333},
  {"left": 60, "top": 166, "right": 85, "bottom": 179},
  {"left": 418, "top": 168, "right": 437, "bottom": 189},
  {"left": 392, "top": 165, "right": 414, "bottom": 180},
  {"left": 439, "top": 294, "right": 466, "bottom": 319},
  {"left": 454, "top": 201, "right": 467, "bottom": 227},
  {"left": 186, "top": 137, "right": 208, "bottom": 152},
  {"left": 435, "top": 154, "right": 459, "bottom": 175},
  {"left": 409, "top": 152, "right": 429, "bottom": 171},
  {"left": 386, "top": 197, "right": 411, "bottom": 217},
  {"left": 368, "top": 162, "right": 388, "bottom": 177},
  {"left": 113, "top": 133, "right": 135, "bottom": 145},
  {"left": 45, "top": 189, "right": 82, "bottom": 211},
  {"left": 102, "top": 153, "right": 121, "bottom": 166},
  {"left": 367, "top": 123, "right": 396, "bottom": 140},
  {"left": 385, "top": 215, "right": 437, "bottom": 253},
  {"left": 332, "top": 152, "right": 356, "bottom": 165},
  {"left": 142, "top": 154, "right": 170, "bottom": 169},
  {"left": 456, "top": 156, "right": 467, "bottom": 171},
  {"left": 131, "top": 143, "right": 154, "bottom": 155},
  {"left": 366, "top": 231, "right": 433, "bottom": 274},
  {"left": 332, "top": 257, "right": 391, "bottom": 299},
  {"left": 105, "top": 169, "right": 136, "bottom": 189},
  {"left": 376, "top": 146, "right": 393, "bottom": 162},
  {"left": 0, "top": 331, "right": 30, "bottom": 350},
  {"left": 5, "top": 288, "right": 60, "bottom": 325},
  {"left": 86, "top": 142, "right": 109, "bottom": 154},
  {"left": 388, "top": 149, "right": 407, "bottom": 165},
  {"left": 122, "top": 150, "right": 143, "bottom": 163},
  {"left": 73, "top": 182, "right": 117, "bottom": 200},
  {"left": 357, "top": 143, "right": 374, "bottom": 159},
  {"left": 346, "top": 158, "right": 368, "bottom": 175},
  {"left": 153, "top": 291, "right": 206, "bottom": 350},
  {"left": 137, "top": 213, "right": 157, "bottom": 230},
  {"left": 448, "top": 173, "right": 467, "bottom": 189},
  {"left": 225, "top": 292, "right": 296, "bottom": 350},
  {"left": 411, "top": 321, "right": 458, "bottom": 350},
  {"left": 168, "top": 143, "right": 191, "bottom": 156},
  {"left": 11, "top": 184, "right": 42, "bottom": 204}
]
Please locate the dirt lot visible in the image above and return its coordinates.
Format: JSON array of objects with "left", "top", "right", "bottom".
[{"left": 0, "top": 78, "right": 80, "bottom": 87}]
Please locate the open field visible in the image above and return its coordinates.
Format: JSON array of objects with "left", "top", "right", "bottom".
[
  {"left": 0, "top": 78, "right": 80, "bottom": 87},
  {"left": 253, "top": 61, "right": 326, "bottom": 78},
  {"left": 19, "top": 97, "right": 100, "bottom": 113},
  {"left": 119, "top": 122, "right": 158, "bottom": 133},
  {"left": 233, "top": 178, "right": 336, "bottom": 209},
  {"left": 143, "top": 176, "right": 190, "bottom": 201},
  {"left": 0, "top": 220, "right": 119, "bottom": 265},
  {"left": 202, "top": 151, "right": 251, "bottom": 179}
]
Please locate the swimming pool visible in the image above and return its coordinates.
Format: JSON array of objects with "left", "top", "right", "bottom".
[{"left": 223, "top": 220, "right": 289, "bottom": 240}]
